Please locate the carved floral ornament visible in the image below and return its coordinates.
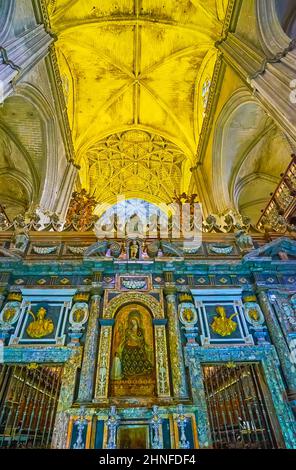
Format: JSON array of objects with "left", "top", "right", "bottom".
[{"left": 0, "top": 206, "right": 263, "bottom": 236}]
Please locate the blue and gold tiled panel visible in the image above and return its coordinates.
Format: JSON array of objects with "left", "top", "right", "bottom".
[
  {"left": 179, "top": 275, "right": 252, "bottom": 287},
  {"left": 102, "top": 275, "right": 116, "bottom": 287},
  {"left": 152, "top": 275, "right": 165, "bottom": 286},
  {"left": 196, "top": 301, "right": 253, "bottom": 346},
  {"left": 11, "top": 275, "right": 92, "bottom": 287},
  {"left": 253, "top": 273, "right": 296, "bottom": 286},
  {"left": 152, "top": 274, "right": 253, "bottom": 288}
]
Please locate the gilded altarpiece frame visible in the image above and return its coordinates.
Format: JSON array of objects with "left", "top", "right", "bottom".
[
  {"left": 110, "top": 303, "right": 155, "bottom": 397},
  {"left": 94, "top": 291, "right": 170, "bottom": 401}
]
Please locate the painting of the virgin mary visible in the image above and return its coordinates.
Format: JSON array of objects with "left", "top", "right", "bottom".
[{"left": 112, "top": 310, "right": 153, "bottom": 379}]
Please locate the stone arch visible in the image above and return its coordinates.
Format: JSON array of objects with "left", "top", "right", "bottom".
[
  {"left": 0, "top": 120, "right": 38, "bottom": 220},
  {"left": 212, "top": 88, "right": 291, "bottom": 223},
  {"left": 104, "top": 293, "right": 163, "bottom": 319},
  {"left": 256, "top": 0, "right": 292, "bottom": 56},
  {"left": 12, "top": 83, "right": 60, "bottom": 212},
  {"left": 275, "top": 0, "right": 296, "bottom": 39},
  {"left": 212, "top": 88, "right": 257, "bottom": 211}
]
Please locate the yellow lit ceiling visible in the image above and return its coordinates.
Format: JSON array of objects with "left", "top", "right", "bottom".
[{"left": 47, "top": 0, "right": 228, "bottom": 204}]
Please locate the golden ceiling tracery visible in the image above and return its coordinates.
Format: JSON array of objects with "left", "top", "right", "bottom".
[
  {"left": 46, "top": 0, "right": 228, "bottom": 203},
  {"left": 83, "top": 130, "right": 185, "bottom": 203}
]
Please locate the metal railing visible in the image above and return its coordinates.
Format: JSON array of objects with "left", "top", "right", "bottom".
[{"left": 0, "top": 364, "right": 63, "bottom": 448}]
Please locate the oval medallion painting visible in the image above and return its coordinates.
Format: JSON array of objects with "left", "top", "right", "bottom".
[{"left": 110, "top": 303, "right": 155, "bottom": 397}]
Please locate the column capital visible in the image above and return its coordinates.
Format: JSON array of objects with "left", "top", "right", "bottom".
[
  {"left": 164, "top": 286, "right": 177, "bottom": 297},
  {"left": 90, "top": 286, "right": 104, "bottom": 298}
]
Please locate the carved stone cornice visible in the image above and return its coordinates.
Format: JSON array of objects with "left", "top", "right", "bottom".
[
  {"left": 0, "top": 25, "right": 54, "bottom": 102},
  {"left": 0, "top": 46, "right": 21, "bottom": 72},
  {"left": 250, "top": 38, "right": 296, "bottom": 81},
  {"left": 217, "top": 33, "right": 264, "bottom": 82}
]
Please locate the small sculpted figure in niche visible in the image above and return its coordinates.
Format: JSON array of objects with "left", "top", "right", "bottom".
[
  {"left": 125, "top": 213, "right": 144, "bottom": 237},
  {"left": 111, "top": 352, "right": 123, "bottom": 380},
  {"left": 130, "top": 240, "right": 139, "bottom": 259}
]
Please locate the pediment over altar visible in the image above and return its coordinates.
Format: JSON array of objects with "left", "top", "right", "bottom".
[{"left": 244, "top": 237, "right": 296, "bottom": 261}]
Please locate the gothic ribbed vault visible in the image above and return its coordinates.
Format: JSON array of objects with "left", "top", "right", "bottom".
[{"left": 46, "top": 0, "right": 228, "bottom": 203}]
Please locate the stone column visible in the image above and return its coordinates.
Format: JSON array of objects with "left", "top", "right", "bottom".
[
  {"left": 164, "top": 286, "right": 188, "bottom": 398},
  {"left": 190, "top": 165, "right": 215, "bottom": 215},
  {"left": 78, "top": 285, "right": 103, "bottom": 402},
  {"left": 0, "top": 273, "right": 11, "bottom": 345},
  {"left": 51, "top": 162, "right": 79, "bottom": 221},
  {"left": 257, "top": 289, "right": 296, "bottom": 392}
]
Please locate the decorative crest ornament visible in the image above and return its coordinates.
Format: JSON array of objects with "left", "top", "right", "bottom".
[
  {"left": 7, "top": 291, "right": 22, "bottom": 302},
  {"left": 73, "top": 292, "right": 90, "bottom": 303},
  {"left": 179, "top": 293, "right": 193, "bottom": 303},
  {"left": 179, "top": 301, "right": 199, "bottom": 346}
]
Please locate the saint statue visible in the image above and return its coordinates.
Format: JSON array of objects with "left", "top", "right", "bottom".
[{"left": 125, "top": 214, "right": 144, "bottom": 237}]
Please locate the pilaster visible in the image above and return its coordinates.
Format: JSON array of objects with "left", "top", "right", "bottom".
[
  {"left": 257, "top": 289, "right": 296, "bottom": 393},
  {"left": 164, "top": 285, "right": 188, "bottom": 399},
  {"left": 78, "top": 280, "right": 103, "bottom": 402}
]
